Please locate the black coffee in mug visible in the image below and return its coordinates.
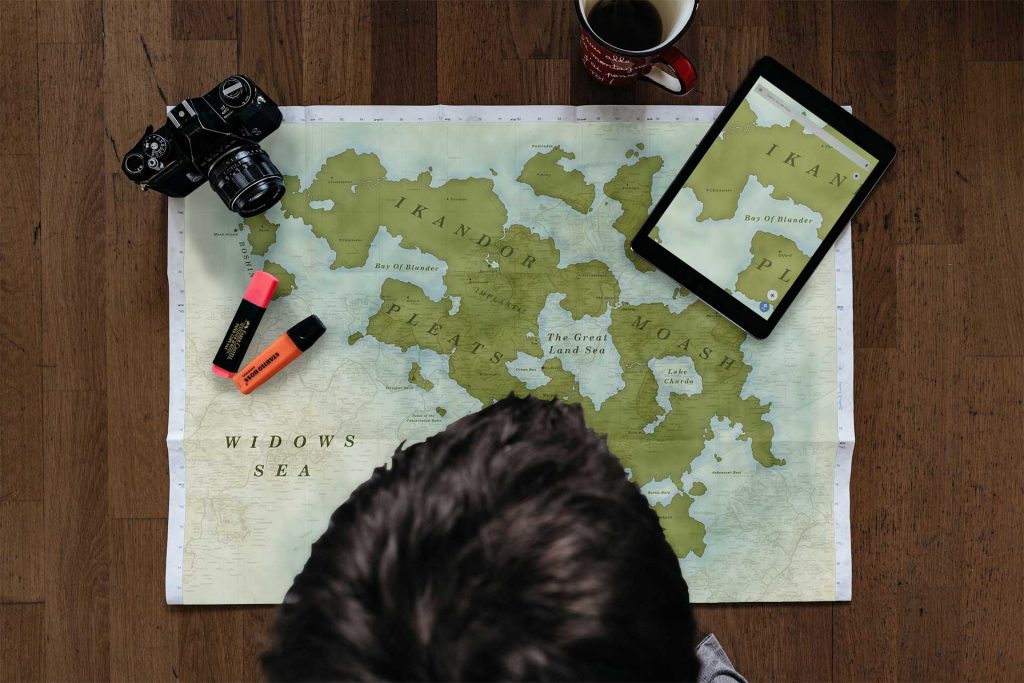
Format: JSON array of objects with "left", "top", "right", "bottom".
[{"left": 586, "top": 0, "right": 665, "bottom": 52}]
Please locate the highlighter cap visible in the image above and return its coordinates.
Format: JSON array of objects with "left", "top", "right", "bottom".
[
  {"left": 286, "top": 315, "right": 326, "bottom": 352},
  {"left": 243, "top": 271, "right": 279, "bottom": 309}
]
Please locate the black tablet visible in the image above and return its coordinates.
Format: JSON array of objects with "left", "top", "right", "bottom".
[{"left": 631, "top": 56, "right": 895, "bottom": 339}]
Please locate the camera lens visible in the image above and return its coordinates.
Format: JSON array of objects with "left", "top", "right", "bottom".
[{"left": 209, "top": 145, "right": 285, "bottom": 217}]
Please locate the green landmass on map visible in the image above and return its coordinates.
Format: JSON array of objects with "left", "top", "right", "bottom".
[
  {"left": 408, "top": 362, "right": 434, "bottom": 391},
  {"left": 604, "top": 155, "right": 664, "bottom": 274},
  {"left": 516, "top": 146, "right": 595, "bottom": 214},
  {"left": 244, "top": 213, "right": 281, "bottom": 256},
  {"left": 657, "top": 493, "right": 706, "bottom": 557},
  {"left": 688, "top": 481, "right": 707, "bottom": 496},
  {"left": 281, "top": 147, "right": 783, "bottom": 561},
  {"left": 347, "top": 332, "right": 363, "bottom": 345},
  {"left": 687, "top": 99, "right": 868, "bottom": 239},
  {"left": 263, "top": 261, "right": 296, "bottom": 299},
  {"left": 734, "top": 231, "right": 810, "bottom": 304},
  {"left": 436, "top": 407, "right": 447, "bottom": 417},
  {"left": 281, "top": 150, "right": 510, "bottom": 271},
  {"left": 591, "top": 301, "right": 782, "bottom": 492},
  {"left": 363, "top": 224, "right": 620, "bottom": 406}
]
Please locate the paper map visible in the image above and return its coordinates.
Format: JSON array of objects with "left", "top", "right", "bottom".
[{"left": 167, "top": 105, "right": 854, "bottom": 605}]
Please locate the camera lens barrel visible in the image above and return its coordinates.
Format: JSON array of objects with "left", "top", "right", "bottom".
[{"left": 209, "top": 145, "right": 286, "bottom": 218}]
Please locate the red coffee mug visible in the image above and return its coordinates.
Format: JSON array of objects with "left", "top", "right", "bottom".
[{"left": 576, "top": 0, "right": 698, "bottom": 95}]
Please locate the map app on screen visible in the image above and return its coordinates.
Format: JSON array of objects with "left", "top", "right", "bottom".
[{"left": 652, "top": 77, "right": 879, "bottom": 318}]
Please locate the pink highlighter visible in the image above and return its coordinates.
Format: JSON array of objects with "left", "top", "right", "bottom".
[{"left": 211, "top": 271, "right": 278, "bottom": 378}]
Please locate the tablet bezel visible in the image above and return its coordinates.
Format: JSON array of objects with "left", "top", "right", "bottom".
[{"left": 630, "top": 55, "right": 896, "bottom": 339}]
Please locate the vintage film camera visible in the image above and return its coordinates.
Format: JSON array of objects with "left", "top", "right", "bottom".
[{"left": 121, "top": 75, "right": 284, "bottom": 217}]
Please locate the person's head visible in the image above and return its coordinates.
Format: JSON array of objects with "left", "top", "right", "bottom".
[{"left": 263, "top": 396, "right": 698, "bottom": 681}]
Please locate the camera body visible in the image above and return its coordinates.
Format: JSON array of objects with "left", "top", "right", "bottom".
[{"left": 121, "top": 75, "right": 285, "bottom": 217}]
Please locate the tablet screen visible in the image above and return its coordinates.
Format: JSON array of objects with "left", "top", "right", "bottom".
[{"left": 651, "top": 76, "right": 880, "bottom": 318}]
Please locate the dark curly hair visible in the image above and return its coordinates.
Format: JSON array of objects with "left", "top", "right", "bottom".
[{"left": 262, "top": 396, "right": 699, "bottom": 681}]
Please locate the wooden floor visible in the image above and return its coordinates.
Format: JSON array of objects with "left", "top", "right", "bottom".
[{"left": 1, "top": 1, "right": 1022, "bottom": 680}]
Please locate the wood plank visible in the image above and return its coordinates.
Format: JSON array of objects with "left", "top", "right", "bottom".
[
  {"left": 966, "top": 0, "right": 1023, "bottom": 62},
  {"left": 695, "top": 604, "right": 832, "bottom": 681},
  {"left": 437, "top": 0, "right": 570, "bottom": 103},
  {"left": 36, "top": 0, "right": 102, "bottom": 44},
  {"left": 109, "top": 519, "right": 180, "bottom": 682},
  {"left": 173, "top": 0, "right": 237, "bottom": 41},
  {"left": 698, "top": 0, "right": 772, "bottom": 28},
  {"left": 38, "top": 41, "right": 109, "bottom": 680},
  {"left": 0, "top": 155, "right": 43, "bottom": 502},
  {"left": 177, "top": 608, "right": 246, "bottom": 681},
  {"left": 964, "top": 62, "right": 1024, "bottom": 356},
  {"left": 695, "top": 25, "right": 768, "bottom": 105},
  {"left": 832, "top": 349, "right": 901, "bottom": 680},
  {"left": 0, "top": 502, "right": 44, "bottom": 603},
  {"left": 833, "top": 50, "right": 898, "bottom": 349},
  {"left": 892, "top": 244, "right": 967, "bottom": 681},
  {"left": 0, "top": 603, "right": 44, "bottom": 683},
  {"left": 172, "top": 40, "right": 238, "bottom": 98},
  {"left": 765, "top": 1, "right": 833, "bottom": 92},
  {"left": 894, "top": 1, "right": 966, "bottom": 244},
  {"left": 41, "top": 389, "right": 109, "bottom": 681},
  {"left": 0, "top": 3, "right": 43, "bottom": 504},
  {"left": 962, "top": 357, "right": 1024, "bottom": 678},
  {"left": 301, "top": 0, "right": 373, "bottom": 104},
  {"left": 437, "top": 0, "right": 571, "bottom": 62},
  {"left": 0, "top": 0, "right": 37, "bottom": 47},
  {"left": 699, "top": 1, "right": 831, "bottom": 93},
  {"left": 507, "top": 0, "right": 573, "bottom": 60},
  {"left": 0, "top": 1, "right": 38, "bottom": 156},
  {"left": 371, "top": 0, "right": 437, "bottom": 104},
  {"left": 439, "top": 57, "right": 569, "bottom": 105},
  {"left": 102, "top": 0, "right": 175, "bottom": 521},
  {"left": 238, "top": 0, "right": 304, "bottom": 104},
  {"left": 37, "top": 37, "right": 106, "bottom": 386},
  {"left": 834, "top": 0, "right": 896, "bottom": 53}
]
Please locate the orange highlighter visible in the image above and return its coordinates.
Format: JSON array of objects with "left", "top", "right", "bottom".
[{"left": 233, "top": 315, "right": 326, "bottom": 395}]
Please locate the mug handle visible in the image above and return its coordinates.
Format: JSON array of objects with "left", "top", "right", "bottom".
[{"left": 640, "top": 46, "right": 697, "bottom": 95}]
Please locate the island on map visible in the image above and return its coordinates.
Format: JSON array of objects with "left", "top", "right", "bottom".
[
  {"left": 244, "top": 214, "right": 281, "bottom": 256},
  {"left": 408, "top": 363, "right": 434, "bottom": 392},
  {"left": 262, "top": 261, "right": 296, "bottom": 299},
  {"left": 517, "top": 146, "right": 595, "bottom": 214},
  {"left": 605, "top": 155, "right": 664, "bottom": 273},
  {"left": 734, "top": 231, "right": 809, "bottom": 304}
]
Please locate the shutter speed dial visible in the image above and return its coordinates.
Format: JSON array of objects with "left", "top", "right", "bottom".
[
  {"left": 219, "top": 77, "right": 252, "bottom": 108},
  {"left": 142, "top": 133, "right": 169, "bottom": 158}
]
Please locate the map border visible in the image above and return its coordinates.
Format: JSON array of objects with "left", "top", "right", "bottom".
[{"left": 165, "top": 105, "right": 855, "bottom": 605}]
